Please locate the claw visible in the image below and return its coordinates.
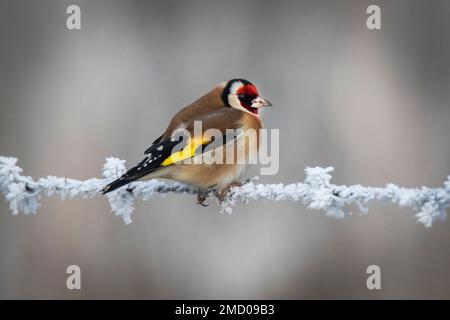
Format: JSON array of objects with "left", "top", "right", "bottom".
[
  {"left": 196, "top": 193, "right": 209, "bottom": 207},
  {"left": 217, "top": 182, "right": 242, "bottom": 203}
]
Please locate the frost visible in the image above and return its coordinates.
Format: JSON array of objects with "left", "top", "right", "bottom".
[{"left": 0, "top": 156, "right": 449, "bottom": 226}]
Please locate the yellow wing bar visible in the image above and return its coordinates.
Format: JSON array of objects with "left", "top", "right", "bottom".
[{"left": 161, "top": 136, "right": 209, "bottom": 166}]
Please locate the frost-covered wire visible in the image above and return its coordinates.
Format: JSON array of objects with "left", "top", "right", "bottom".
[{"left": 0, "top": 156, "right": 449, "bottom": 227}]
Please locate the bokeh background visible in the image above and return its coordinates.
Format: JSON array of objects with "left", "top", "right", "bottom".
[{"left": 1, "top": 0, "right": 450, "bottom": 299}]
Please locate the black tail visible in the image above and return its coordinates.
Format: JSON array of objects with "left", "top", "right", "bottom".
[
  {"left": 100, "top": 154, "right": 160, "bottom": 194},
  {"left": 100, "top": 176, "right": 134, "bottom": 194}
]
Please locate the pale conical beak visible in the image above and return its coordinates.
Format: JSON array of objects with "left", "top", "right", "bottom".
[
  {"left": 261, "top": 98, "right": 272, "bottom": 107},
  {"left": 252, "top": 97, "right": 273, "bottom": 108}
]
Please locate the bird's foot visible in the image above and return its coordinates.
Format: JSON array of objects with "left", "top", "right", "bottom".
[
  {"left": 217, "top": 182, "right": 242, "bottom": 203},
  {"left": 196, "top": 193, "right": 209, "bottom": 207}
]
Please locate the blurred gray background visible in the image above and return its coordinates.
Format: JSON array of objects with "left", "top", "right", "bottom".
[{"left": 1, "top": 0, "right": 450, "bottom": 299}]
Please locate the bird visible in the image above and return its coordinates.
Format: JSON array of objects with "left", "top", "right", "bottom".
[{"left": 100, "top": 78, "right": 272, "bottom": 205}]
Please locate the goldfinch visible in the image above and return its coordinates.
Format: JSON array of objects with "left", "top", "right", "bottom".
[{"left": 101, "top": 79, "right": 272, "bottom": 205}]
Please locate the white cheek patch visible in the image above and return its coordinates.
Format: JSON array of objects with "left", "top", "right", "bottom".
[
  {"left": 228, "top": 94, "right": 242, "bottom": 109},
  {"left": 227, "top": 80, "right": 244, "bottom": 109}
]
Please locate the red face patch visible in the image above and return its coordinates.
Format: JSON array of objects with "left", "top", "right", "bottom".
[
  {"left": 236, "top": 84, "right": 259, "bottom": 97},
  {"left": 236, "top": 84, "right": 260, "bottom": 114}
]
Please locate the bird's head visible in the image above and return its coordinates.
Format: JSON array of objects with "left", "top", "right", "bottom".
[{"left": 222, "top": 79, "right": 272, "bottom": 115}]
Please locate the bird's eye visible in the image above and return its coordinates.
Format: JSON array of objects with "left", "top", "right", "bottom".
[{"left": 238, "top": 94, "right": 246, "bottom": 101}]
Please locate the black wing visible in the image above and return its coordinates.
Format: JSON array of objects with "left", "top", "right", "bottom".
[{"left": 144, "top": 134, "right": 164, "bottom": 154}]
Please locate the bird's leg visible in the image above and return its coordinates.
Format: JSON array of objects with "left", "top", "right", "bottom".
[
  {"left": 196, "top": 193, "right": 209, "bottom": 207},
  {"left": 217, "top": 181, "right": 242, "bottom": 203}
]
